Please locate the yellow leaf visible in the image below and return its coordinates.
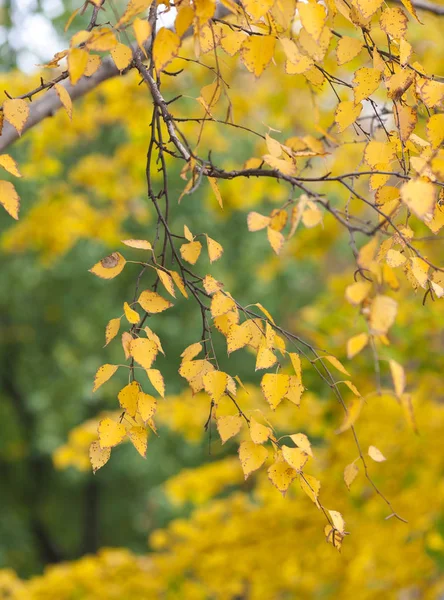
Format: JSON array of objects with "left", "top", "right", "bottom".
[
  {"left": 255, "top": 343, "right": 277, "bottom": 371},
  {"left": 399, "top": 38, "right": 412, "bottom": 65},
  {"left": 345, "top": 281, "right": 372, "bottom": 305},
  {"left": 282, "top": 445, "right": 309, "bottom": 471},
  {"left": 111, "top": 43, "right": 133, "bottom": 71},
  {"left": 89, "top": 440, "right": 111, "bottom": 473},
  {"left": 426, "top": 114, "right": 444, "bottom": 149},
  {"left": 298, "top": 1, "right": 327, "bottom": 42},
  {"left": 206, "top": 236, "right": 224, "bottom": 263},
  {"left": 138, "top": 290, "right": 173, "bottom": 313},
  {"left": 343, "top": 380, "right": 361, "bottom": 397},
  {"left": 386, "top": 249, "right": 407, "bottom": 268},
  {"left": 0, "top": 154, "right": 21, "bottom": 178},
  {"left": 179, "top": 359, "right": 215, "bottom": 393},
  {"left": 289, "top": 433, "right": 313, "bottom": 457},
  {"left": 347, "top": 333, "right": 368, "bottom": 359},
  {"left": 0, "top": 180, "right": 20, "bottom": 219},
  {"left": 3, "top": 98, "right": 29, "bottom": 136},
  {"left": 263, "top": 154, "right": 297, "bottom": 176},
  {"left": 289, "top": 352, "right": 302, "bottom": 379},
  {"left": 238, "top": 440, "right": 268, "bottom": 479},
  {"left": 203, "top": 371, "right": 228, "bottom": 403},
  {"left": 364, "top": 141, "right": 396, "bottom": 169},
  {"left": 280, "top": 38, "right": 314, "bottom": 74},
  {"left": 217, "top": 415, "right": 243, "bottom": 444},
  {"left": 170, "top": 271, "right": 188, "bottom": 298},
  {"left": 240, "top": 35, "right": 275, "bottom": 77},
  {"left": 267, "top": 457, "right": 297, "bottom": 495},
  {"left": 121, "top": 332, "right": 133, "bottom": 360},
  {"left": 227, "top": 322, "right": 252, "bottom": 354},
  {"left": 410, "top": 257, "right": 429, "bottom": 288},
  {"left": 153, "top": 27, "right": 181, "bottom": 72},
  {"left": 98, "top": 417, "right": 126, "bottom": 448},
  {"left": 130, "top": 338, "right": 158, "bottom": 369},
  {"left": 118, "top": 381, "right": 140, "bottom": 417},
  {"left": 401, "top": 178, "right": 436, "bottom": 220},
  {"left": 399, "top": 0, "right": 421, "bottom": 21},
  {"left": 208, "top": 177, "right": 223, "bottom": 208},
  {"left": 389, "top": 359, "right": 405, "bottom": 397},
  {"left": 133, "top": 18, "right": 151, "bottom": 57},
  {"left": 89, "top": 252, "right": 126, "bottom": 280},
  {"left": 356, "top": 0, "right": 383, "bottom": 18},
  {"left": 122, "top": 239, "right": 152, "bottom": 250},
  {"left": 146, "top": 369, "right": 165, "bottom": 397},
  {"left": 144, "top": 329, "right": 164, "bottom": 356},
  {"left": 117, "top": 0, "right": 154, "bottom": 26},
  {"left": 344, "top": 462, "right": 359, "bottom": 489},
  {"left": 247, "top": 211, "right": 271, "bottom": 231},
  {"left": 181, "top": 342, "right": 203, "bottom": 363},
  {"left": 369, "top": 295, "right": 397, "bottom": 334},
  {"left": 54, "top": 84, "right": 72, "bottom": 120},
  {"left": 104, "top": 318, "right": 121, "bottom": 347},
  {"left": 84, "top": 54, "right": 101, "bottom": 76},
  {"left": 261, "top": 373, "right": 290, "bottom": 410},
  {"left": 124, "top": 302, "right": 140, "bottom": 324},
  {"left": 324, "top": 355, "right": 350, "bottom": 376},
  {"left": 380, "top": 7, "right": 408, "bottom": 39},
  {"left": 68, "top": 47, "right": 89, "bottom": 85},
  {"left": 352, "top": 67, "right": 381, "bottom": 104},
  {"left": 87, "top": 28, "right": 117, "bottom": 52},
  {"left": 249, "top": 417, "right": 271, "bottom": 444},
  {"left": 175, "top": 5, "right": 194, "bottom": 37},
  {"left": 214, "top": 311, "right": 239, "bottom": 336},
  {"left": 93, "top": 364, "right": 118, "bottom": 392},
  {"left": 183, "top": 224, "right": 194, "bottom": 241},
  {"left": 221, "top": 28, "right": 246, "bottom": 56},
  {"left": 138, "top": 391, "right": 157, "bottom": 422},
  {"left": 211, "top": 291, "right": 236, "bottom": 317},
  {"left": 285, "top": 375, "right": 304, "bottom": 406},
  {"left": 336, "top": 36, "right": 363, "bottom": 65},
  {"left": 299, "top": 473, "right": 321, "bottom": 507},
  {"left": 128, "top": 425, "right": 148, "bottom": 457},
  {"left": 368, "top": 445, "right": 386, "bottom": 462},
  {"left": 267, "top": 227, "right": 285, "bottom": 255},
  {"left": 180, "top": 240, "right": 202, "bottom": 265},
  {"left": 156, "top": 269, "right": 176, "bottom": 297},
  {"left": 394, "top": 104, "right": 417, "bottom": 143},
  {"left": 243, "top": 0, "right": 274, "bottom": 19},
  {"left": 336, "top": 397, "right": 362, "bottom": 434}
]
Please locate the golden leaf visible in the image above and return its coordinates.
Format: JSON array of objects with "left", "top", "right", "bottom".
[
  {"left": 238, "top": 440, "right": 268, "bottom": 479},
  {"left": 111, "top": 43, "right": 133, "bottom": 71},
  {"left": 249, "top": 418, "right": 271, "bottom": 444},
  {"left": 336, "top": 36, "right": 363, "bottom": 65},
  {"left": 153, "top": 28, "right": 181, "bottom": 72},
  {"left": 138, "top": 290, "right": 173, "bottom": 313},
  {"left": 336, "top": 397, "right": 362, "bottom": 434},
  {"left": 129, "top": 338, "right": 158, "bottom": 369},
  {"left": 261, "top": 373, "right": 290, "bottom": 410},
  {"left": 217, "top": 415, "right": 243, "bottom": 444},
  {"left": 203, "top": 371, "right": 228, "bottom": 403},
  {"left": 93, "top": 364, "right": 119, "bottom": 392},
  {"left": 267, "top": 458, "right": 297, "bottom": 495},
  {"left": 104, "top": 318, "right": 121, "bottom": 347},
  {"left": 146, "top": 369, "right": 165, "bottom": 397},
  {"left": 54, "top": 84, "right": 72, "bottom": 120},
  {"left": 240, "top": 35, "right": 275, "bottom": 77},
  {"left": 0, "top": 180, "right": 20, "bottom": 219},
  {"left": 128, "top": 425, "right": 148, "bottom": 457},
  {"left": 180, "top": 240, "right": 202, "bottom": 265},
  {"left": 118, "top": 381, "right": 140, "bottom": 417},
  {"left": 138, "top": 391, "right": 157, "bottom": 422},
  {"left": 89, "top": 440, "right": 111, "bottom": 473},
  {"left": 206, "top": 236, "right": 224, "bottom": 263},
  {"left": 98, "top": 417, "right": 126, "bottom": 448},
  {"left": 346, "top": 333, "right": 369, "bottom": 359},
  {"left": 2, "top": 98, "right": 29, "bottom": 135},
  {"left": 90, "top": 252, "right": 126, "bottom": 280},
  {"left": 68, "top": 47, "right": 89, "bottom": 85},
  {"left": 124, "top": 302, "right": 140, "bottom": 324}
]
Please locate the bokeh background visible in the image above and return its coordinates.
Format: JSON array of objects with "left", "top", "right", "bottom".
[{"left": 1, "top": 1, "right": 444, "bottom": 598}]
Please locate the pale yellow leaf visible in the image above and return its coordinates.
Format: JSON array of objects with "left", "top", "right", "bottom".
[
  {"left": 2, "top": 98, "right": 29, "bottom": 135},
  {"left": 89, "top": 440, "right": 111, "bottom": 473},
  {"left": 368, "top": 445, "right": 386, "bottom": 462}
]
